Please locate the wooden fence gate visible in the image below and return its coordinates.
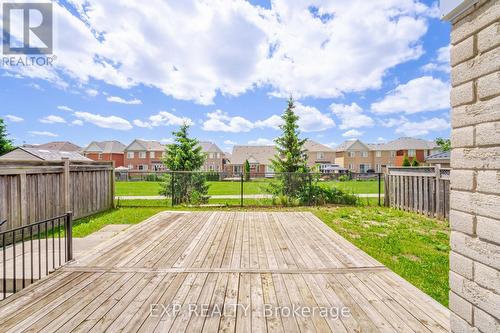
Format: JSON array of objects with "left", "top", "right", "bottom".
[
  {"left": 384, "top": 166, "right": 450, "bottom": 220},
  {"left": 0, "top": 160, "right": 114, "bottom": 231}
]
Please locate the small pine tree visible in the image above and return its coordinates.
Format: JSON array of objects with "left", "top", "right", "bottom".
[
  {"left": 160, "top": 124, "right": 208, "bottom": 204},
  {"left": 402, "top": 155, "right": 411, "bottom": 167},
  {"left": 411, "top": 159, "right": 420, "bottom": 167},
  {"left": 0, "top": 118, "right": 14, "bottom": 156},
  {"left": 271, "top": 97, "right": 308, "bottom": 173},
  {"left": 244, "top": 160, "right": 250, "bottom": 181},
  {"left": 435, "top": 137, "right": 451, "bottom": 152}
]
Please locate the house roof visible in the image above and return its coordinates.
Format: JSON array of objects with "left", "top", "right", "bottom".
[
  {"left": 229, "top": 145, "right": 276, "bottom": 165},
  {"left": 198, "top": 141, "right": 223, "bottom": 154},
  {"left": 24, "top": 141, "right": 82, "bottom": 152},
  {"left": 381, "top": 137, "right": 438, "bottom": 151},
  {"left": 84, "top": 141, "right": 126, "bottom": 154},
  {"left": 125, "top": 139, "right": 165, "bottom": 151},
  {"left": 1, "top": 147, "right": 91, "bottom": 161},
  {"left": 336, "top": 137, "right": 438, "bottom": 151},
  {"left": 425, "top": 151, "right": 450, "bottom": 161},
  {"left": 304, "top": 140, "right": 334, "bottom": 152}
]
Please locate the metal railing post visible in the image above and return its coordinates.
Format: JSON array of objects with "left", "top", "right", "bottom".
[
  {"left": 65, "top": 212, "right": 73, "bottom": 261},
  {"left": 240, "top": 173, "right": 244, "bottom": 208},
  {"left": 378, "top": 173, "right": 381, "bottom": 206},
  {"left": 171, "top": 171, "right": 175, "bottom": 207}
]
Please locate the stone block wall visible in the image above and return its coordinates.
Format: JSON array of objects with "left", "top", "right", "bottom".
[{"left": 448, "top": 0, "right": 500, "bottom": 332}]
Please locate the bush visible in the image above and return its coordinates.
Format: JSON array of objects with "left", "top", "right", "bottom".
[
  {"left": 307, "top": 185, "right": 358, "bottom": 206},
  {"left": 159, "top": 173, "right": 210, "bottom": 205},
  {"left": 402, "top": 155, "right": 411, "bottom": 166},
  {"left": 205, "top": 172, "right": 220, "bottom": 181},
  {"left": 411, "top": 159, "right": 420, "bottom": 167},
  {"left": 338, "top": 174, "right": 350, "bottom": 182},
  {"left": 144, "top": 173, "right": 161, "bottom": 181}
]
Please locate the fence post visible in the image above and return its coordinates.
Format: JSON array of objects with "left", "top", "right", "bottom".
[
  {"left": 63, "top": 158, "right": 71, "bottom": 214},
  {"left": 171, "top": 171, "right": 175, "bottom": 207},
  {"left": 240, "top": 173, "right": 244, "bottom": 208},
  {"left": 111, "top": 161, "right": 116, "bottom": 208},
  {"left": 308, "top": 173, "right": 313, "bottom": 206},
  {"left": 65, "top": 211, "right": 73, "bottom": 261},
  {"left": 378, "top": 173, "right": 381, "bottom": 206}
]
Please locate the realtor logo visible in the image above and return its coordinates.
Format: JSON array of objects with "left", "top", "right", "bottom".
[{"left": 2, "top": 2, "right": 53, "bottom": 55}]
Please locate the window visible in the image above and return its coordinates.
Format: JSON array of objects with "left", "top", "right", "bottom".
[
  {"left": 209, "top": 153, "right": 214, "bottom": 159},
  {"left": 360, "top": 164, "right": 370, "bottom": 173},
  {"left": 348, "top": 151, "right": 356, "bottom": 157},
  {"left": 376, "top": 164, "right": 381, "bottom": 172},
  {"left": 375, "top": 151, "right": 381, "bottom": 157},
  {"left": 98, "top": 153, "right": 103, "bottom": 160},
  {"left": 390, "top": 151, "right": 396, "bottom": 157},
  {"left": 150, "top": 151, "right": 155, "bottom": 158},
  {"left": 348, "top": 163, "right": 354, "bottom": 170},
  {"left": 127, "top": 152, "right": 134, "bottom": 159},
  {"left": 317, "top": 152, "right": 325, "bottom": 160},
  {"left": 139, "top": 151, "right": 146, "bottom": 159},
  {"left": 361, "top": 151, "right": 368, "bottom": 158},
  {"left": 128, "top": 164, "right": 133, "bottom": 170},
  {"left": 408, "top": 149, "right": 416, "bottom": 157}
]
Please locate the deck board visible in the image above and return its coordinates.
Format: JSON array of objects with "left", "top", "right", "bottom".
[{"left": 0, "top": 211, "right": 449, "bottom": 332}]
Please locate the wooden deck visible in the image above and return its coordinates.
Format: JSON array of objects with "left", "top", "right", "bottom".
[{"left": 0, "top": 211, "right": 449, "bottom": 332}]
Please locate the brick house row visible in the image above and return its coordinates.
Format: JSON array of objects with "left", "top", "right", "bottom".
[{"left": 334, "top": 137, "right": 440, "bottom": 173}]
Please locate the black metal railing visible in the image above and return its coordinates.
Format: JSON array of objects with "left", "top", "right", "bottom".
[
  {"left": 155, "top": 171, "right": 383, "bottom": 207},
  {"left": 0, "top": 212, "right": 73, "bottom": 300}
]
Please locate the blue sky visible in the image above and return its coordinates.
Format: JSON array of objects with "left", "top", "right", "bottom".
[{"left": 1, "top": 0, "right": 451, "bottom": 152}]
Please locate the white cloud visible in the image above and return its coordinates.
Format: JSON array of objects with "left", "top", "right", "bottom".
[
  {"left": 294, "top": 103, "right": 335, "bottom": 132},
  {"left": 380, "top": 116, "right": 409, "bottom": 128},
  {"left": 57, "top": 105, "right": 73, "bottom": 112},
  {"left": 40, "top": 115, "right": 66, "bottom": 124},
  {"left": 4, "top": 115, "right": 24, "bottom": 122},
  {"left": 10, "top": 1, "right": 435, "bottom": 104},
  {"left": 371, "top": 76, "right": 450, "bottom": 114},
  {"left": 377, "top": 137, "right": 386, "bottom": 142},
  {"left": 71, "top": 119, "right": 84, "bottom": 126},
  {"left": 74, "top": 111, "right": 133, "bottom": 130},
  {"left": 248, "top": 138, "right": 275, "bottom": 145},
  {"left": 396, "top": 117, "right": 449, "bottom": 136},
  {"left": 106, "top": 96, "right": 142, "bottom": 105},
  {"left": 255, "top": 115, "right": 283, "bottom": 130},
  {"left": 330, "top": 103, "right": 374, "bottom": 129},
  {"left": 160, "top": 138, "right": 174, "bottom": 144},
  {"left": 86, "top": 89, "right": 99, "bottom": 97},
  {"left": 421, "top": 45, "right": 450, "bottom": 73},
  {"left": 342, "top": 129, "right": 363, "bottom": 138},
  {"left": 29, "top": 131, "right": 58, "bottom": 137},
  {"left": 202, "top": 110, "right": 254, "bottom": 133},
  {"left": 224, "top": 140, "right": 237, "bottom": 145},
  {"left": 133, "top": 119, "right": 153, "bottom": 129}
]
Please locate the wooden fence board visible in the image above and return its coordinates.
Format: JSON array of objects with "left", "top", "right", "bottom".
[
  {"left": 0, "top": 160, "right": 114, "bottom": 231},
  {"left": 385, "top": 167, "right": 450, "bottom": 220}
]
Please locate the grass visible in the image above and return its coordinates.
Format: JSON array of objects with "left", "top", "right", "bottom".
[
  {"left": 313, "top": 206, "right": 450, "bottom": 306},
  {"left": 115, "top": 179, "right": 384, "bottom": 196},
  {"left": 71, "top": 207, "right": 165, "bottom": 238}
]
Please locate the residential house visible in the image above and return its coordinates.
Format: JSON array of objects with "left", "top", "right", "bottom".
[
  {"left": 425, "top": 151, "right": 450, "bottom": 168},
  {"left": 123, "top": 139, "right": 166, "bottom": 171},
  {"left": 199, "top": 141, "right": 226, "bottom": 171},
  {"left": 303, "top": 140, "right": 336, "bottom": 172},
  {"left": 24, "top": 141, "right": 82, "bottom": 152},
  {"left": 225, "top": 145, "right": 276, "bottom": 176},
  {"left": 335, "top": 137, "right": 439, "bottom": 173},
  {"left": 0, "top": 147, "right": 91, "bottom": 161},
  {"left": 82, "top": 140, "right": 126, "bottom": 167}
]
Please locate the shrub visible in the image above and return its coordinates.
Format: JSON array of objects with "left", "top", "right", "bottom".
[
  {"left": 402, "top": 155, "right": 411, "bottom": 166},
  {"left": 338, "top": 174, "right": 350, "bottom": 182},
  {"left": 411, "top": 159, "right": 420, "bottom": 167},
  {"left": 145, "top": 173, "right": 161, "bottom": 181}
]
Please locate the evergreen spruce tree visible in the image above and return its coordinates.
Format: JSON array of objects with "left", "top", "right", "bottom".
[
  {"left": 402, "top": 155, "right": 411, "bottom": 167},
  {"left": 160, "top": 124, "right": 208, "bottom": 204},
  {"left": 0, "top": 118, "right": 14, "bottom": 156},
  {"left": 271, "top": 97, "right": 308, "bottom": 173},
  {"left": 411, "top": 159, "right": 420, "bottom": 167},
  {"left": 244, "top": 160, "right": 251, "bottom": 181},
  {"left": 270, "top": 97, "right": 309, "bottom": 201}
]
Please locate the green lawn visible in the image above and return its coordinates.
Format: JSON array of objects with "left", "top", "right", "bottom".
[
  {"left": 115, "top": 179, "right": 384, "bottom": 196},
  {"left": 313, "top": 206, "right": 449, "bottom": 306}
]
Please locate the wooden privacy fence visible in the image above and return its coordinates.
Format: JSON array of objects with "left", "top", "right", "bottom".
[
  {"left": 384, "top": 166, "right": 450, "bottom": 220},
  {"left": 0, "top": 160, "right": 114, "bottom": 231}
]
